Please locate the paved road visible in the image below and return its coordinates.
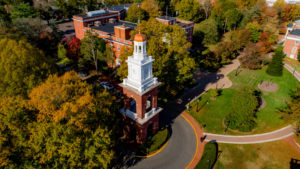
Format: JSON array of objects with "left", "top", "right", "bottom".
[
  {"left": 129, "top": 116, "right": 197, "bottom": 169},
  {"left": 204, "top": 125, "right": 295, "bottom": 144}
]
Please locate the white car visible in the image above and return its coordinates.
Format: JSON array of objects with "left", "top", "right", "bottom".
[{"left": 100, "top": 81, "right": 114, "bottom": 90}]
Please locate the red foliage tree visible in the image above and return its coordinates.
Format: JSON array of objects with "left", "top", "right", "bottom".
[{"left": 67, "top": 37, "right": 81, "bottom": 60}]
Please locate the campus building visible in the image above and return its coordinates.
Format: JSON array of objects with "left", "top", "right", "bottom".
[
  {"left": 283, "top": 20, "right": 300, "bottom": 60},
  {"left": 73, "top": 8, "right": 194, "bottom": 66},
  {"left": 156, "top": 16, "right": 194, "bottom": 42},
  {"left": 119, "top": 33, "right": 162, "bottom": 144},
  {"left": 266, "top": 0, "right": 300, "bottom": 6}
]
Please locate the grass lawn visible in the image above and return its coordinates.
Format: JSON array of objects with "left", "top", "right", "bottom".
[
  {"left": 195, "top": 142, "right": 218, "bottom": 169},
  {"left": 189, "top": 67, "right": 298, "bottom": 134},
  {"left": 215, "top": 140, "right": 300, "bottom": 169},
  {"left": 284, "top": 57, "right": 300, "bottom": 73},
  {"left": 138, "top": 128, "right": 168, "bottom": 155}
]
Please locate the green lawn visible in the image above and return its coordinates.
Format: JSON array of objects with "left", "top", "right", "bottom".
[
  {"left": 284, "top": 57, "right": 300, "bottom": 73},
  {"left": 195, "top": 142, "right": 218, "bottom": 169},
  {"left": 215, "top": 140, "right": 300, "bottom": 169},
  {"left": 189, "top": 67, "right": 298, "bottom": 134},
  {"left": 138, "top": 128, "right": 169, "bottom": 155}
]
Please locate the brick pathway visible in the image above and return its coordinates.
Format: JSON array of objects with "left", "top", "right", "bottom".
[
  {"left": 181, "top": 112, "right": 206, "bottom": 169},
  {"left": 284, "top": 135, "right": 300, "bottom": 154},
  {"left": 204, "top": 125, "right": 295, "bottom": 144}
]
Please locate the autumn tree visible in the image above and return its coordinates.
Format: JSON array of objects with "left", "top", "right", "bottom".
[
  {"left": 0, "top": 71, "right": 118, "bottom": 168},
  {"left": 141, "top": 0, "right": 160, "bottom": 18},
  {"left": 26, "top": 71, "right": 117, "bottom": 168},
  {"left": 246, "top": 21, "right": 262, "bottom": 42},
  {"left": 126, "top": 4, "right": 147, "bottom": 23},
  {"left": 0, "top": 38, "right": 54, "bottom": 97},
  {"left": 194, "top": 18, "right": 219, "bottom": 46},
  {"left": 117, "top": 46, "right": 133, "bottom": 80},
  {"left": 175, "top": 0, "right": 202, "bottom": 22},
  {"left": 239, "top": 43, "right": 262, "bottom": 69},
  {"left": 57, "top": 43, "right": 71, "bottom": 66},
  {"left": 267, "top": 46, "right": 285, "bottom": 76},
  {"left": 79, "top": 33, "right": 108, "bottom": 73},
  {"left": 0, "top": 97, "right": 34, "bottom": 168}
]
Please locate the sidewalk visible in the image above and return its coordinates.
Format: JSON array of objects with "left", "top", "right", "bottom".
[{"left": 284, "top": 64, "right": 300, "bottom": 81}]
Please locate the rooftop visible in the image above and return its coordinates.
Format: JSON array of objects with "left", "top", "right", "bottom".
[
  {"left": 108, "top": 4, "right": 133, "bottom": 12},
  {"left": 74, "top": 10, "right": 114, "bottom": 19},
  {"left": 90, "top": 20, "right": 137, "bottom": 35},
  {"left": 288, "top": 23, "right": 293, "bottom": 28},
  {"left": 290, "top": 29, "right": 300, "bottom": 36},
  {"left": 157, "top": 16, "right": 176, "bottom": 21}
]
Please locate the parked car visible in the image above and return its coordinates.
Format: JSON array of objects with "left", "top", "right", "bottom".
[
  {"left": 100, "top": 81, "right": 114, "bottom": 90},
  {"left": 78, "top": 71, "right": 88, "bottom": 77}
]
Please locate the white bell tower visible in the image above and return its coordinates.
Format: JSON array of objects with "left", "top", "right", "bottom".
[{"left": 122, "top": 33, "right": 158, "bottom": 92}]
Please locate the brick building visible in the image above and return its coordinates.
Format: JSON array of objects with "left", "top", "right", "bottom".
[
  {"left": 119, "top": 33, "right": 162, "bottom": 144},
  {"left": 156, "top": 16, "right": 194, "bottom": 42},
  {"left": 266, "top": 0, "right": 300, "bottom": 6},
  {"left": 283, "top": 20, "right": 300, "bottom": 60},
  {"left": 73, "top": 8, "right": 194, "bottom": 66}
]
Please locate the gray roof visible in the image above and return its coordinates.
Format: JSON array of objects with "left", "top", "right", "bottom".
[
  {"left": 108, "top": 4, "right": 133, "bottom": 11},
  {"left": 157, "top": 16, "right": 176, "bottom": 21},
  {"left": 90, "top": 20, "right": 137, "bottom": 34},
  {"left": 290, "top": 29, "right": 300, "bottom": 36},
  {"left": 287, "top": 23, "right": 293, "bottom": 28}
]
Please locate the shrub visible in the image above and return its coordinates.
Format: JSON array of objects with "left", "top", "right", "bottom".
[{"left": 225, "top": 86, "right": 258, "bottom": 132}]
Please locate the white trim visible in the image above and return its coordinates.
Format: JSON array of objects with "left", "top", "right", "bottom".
[
  {"left": 287, "top": 36, "right": 300, "bottom": 41},
  {"left": 73, "top": 14, "right": 119, "bottom": 22}
]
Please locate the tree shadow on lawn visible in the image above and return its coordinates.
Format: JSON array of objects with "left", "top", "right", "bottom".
[{"left": 290, "top": 158, "right": 300, "bottom": 169}]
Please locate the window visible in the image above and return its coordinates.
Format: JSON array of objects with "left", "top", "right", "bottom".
[
  {"left": 117, "top": 45, "right": 120, "bottom": 51},
  {"left": 292, "top": 47, "right": 297, "bottom": 54},
  {"left": 296, "top": 41, "right": 299, "bottom": 45}
]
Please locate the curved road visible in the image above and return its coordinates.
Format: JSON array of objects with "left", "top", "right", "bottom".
[{"left": 129, "top": 115, "right": 197, "bottom": 169}]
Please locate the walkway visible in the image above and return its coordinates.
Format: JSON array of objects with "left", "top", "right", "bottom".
[
  {"left": 284, "top": 64, "right": 300, "bottom": 81},
  {"left": 204, "top": 125, "right": 295, "bottom": 144}
]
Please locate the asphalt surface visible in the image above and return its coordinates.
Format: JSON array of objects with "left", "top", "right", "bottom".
[{"left": 129, "top": 115, "right": 197, "bottom": 169}]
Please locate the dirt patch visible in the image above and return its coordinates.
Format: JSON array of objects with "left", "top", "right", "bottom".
[
  {"left": 258, "top": 81, "right": 279, "bottom": 92},
  {"left": 258, "top": 98, "right": 266, "bottom": 110}
]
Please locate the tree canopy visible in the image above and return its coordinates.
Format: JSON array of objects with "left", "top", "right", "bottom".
[
  {"left": 0, "top": 38, "right": 54, "bottom": 97},
  {"left": 126, "top": 4, "right": 147, "bottom": 23},
  {"left": 0, "top": 71, "right": 118, "bottom": 168},
  {"left": 79, "top": 33, "right": 107, "bottom": 73},
  {"left": 175, "top": 0, "right": 202, "bottom": 22}
]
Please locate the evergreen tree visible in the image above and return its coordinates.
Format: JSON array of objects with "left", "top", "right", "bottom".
[{"left": 266, "top": 46, "right": 285, "bottom": 76}]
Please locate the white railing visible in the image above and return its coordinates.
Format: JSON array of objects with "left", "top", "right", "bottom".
[{"left": 120, "top": 109, "right": 138, "bottom": 120}]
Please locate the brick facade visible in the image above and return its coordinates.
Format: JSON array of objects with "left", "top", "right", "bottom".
[
  {"left": 284, "top": 20, "right": 300, "bottom": 60},
  {"left": 156, "top": 16, "right": 194, "bottom": 43}
]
